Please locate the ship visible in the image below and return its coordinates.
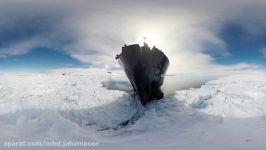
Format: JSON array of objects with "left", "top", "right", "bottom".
[{"left": 116, "top": 42, "right": 169, "bottom": 106}]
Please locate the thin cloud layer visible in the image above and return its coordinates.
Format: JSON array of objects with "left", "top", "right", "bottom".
[{"left": 0, "top": 0, "right": 265, "bottom": 73}]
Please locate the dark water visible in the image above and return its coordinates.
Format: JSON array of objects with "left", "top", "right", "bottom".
[{"left": 162, "top": 74, "right": 218, "bottom": 96}]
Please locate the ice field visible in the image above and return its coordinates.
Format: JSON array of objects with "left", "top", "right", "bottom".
[{"left": 1, "top": 69, "right": 266, "bottom": 149}]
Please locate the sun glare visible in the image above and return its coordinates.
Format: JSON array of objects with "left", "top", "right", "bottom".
[{"left": 137, "top": 34, "right": 160, "bottom": 48}]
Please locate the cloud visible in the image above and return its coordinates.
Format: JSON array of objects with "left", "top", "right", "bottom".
[{"left": 0, "top": 0, "right": 265, "bottom": 73}]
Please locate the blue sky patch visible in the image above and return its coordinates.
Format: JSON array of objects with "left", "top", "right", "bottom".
[{"left": 0, "top": 47, "right": 86, "bottom": 72}]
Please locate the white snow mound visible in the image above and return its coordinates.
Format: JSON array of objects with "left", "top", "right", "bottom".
[{"left": 176, "top": 74, "right": 266, "bottom": 118}]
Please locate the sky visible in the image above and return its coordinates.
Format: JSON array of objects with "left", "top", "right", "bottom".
[{"left": 0, "top": 0, "right": 266, "bottom": 73}]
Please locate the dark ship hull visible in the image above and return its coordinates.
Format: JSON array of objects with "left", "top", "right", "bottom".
[{"left": 116, "top": 44, "right": 169, "bottom": 106}]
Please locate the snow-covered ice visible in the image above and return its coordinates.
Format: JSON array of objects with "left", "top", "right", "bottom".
[{"left": 1, "top": 70, "right": 266, "bottom": 149}]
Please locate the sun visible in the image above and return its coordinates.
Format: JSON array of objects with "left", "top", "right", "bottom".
[{"left": 137, "top": 34, "right": 159, "bottom": 48}]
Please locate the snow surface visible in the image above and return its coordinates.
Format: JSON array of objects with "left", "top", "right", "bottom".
[{"left": 1, "top": 70, "right": 266, "bottom": 149}]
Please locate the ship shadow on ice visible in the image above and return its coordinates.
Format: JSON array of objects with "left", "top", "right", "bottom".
[{"left": 59, "top": 93, "right": 144, "bottom": 133}]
